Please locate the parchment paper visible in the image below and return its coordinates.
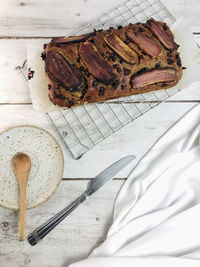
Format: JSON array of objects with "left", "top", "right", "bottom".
[{"left": 27, "top": 18, "right": 200, "bottom": 112}]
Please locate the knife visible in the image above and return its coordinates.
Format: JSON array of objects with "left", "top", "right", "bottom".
[{"left": 28, "top": 155, "right": 135, "bottom": 246}]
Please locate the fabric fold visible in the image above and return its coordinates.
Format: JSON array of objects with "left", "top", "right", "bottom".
[{"left": 70, "top": 86, "right": 200, "bottom": 267}]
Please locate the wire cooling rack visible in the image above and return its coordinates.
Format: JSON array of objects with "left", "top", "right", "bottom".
[{"left": 18, "top": 0, "right": 179, "bottom": 159}]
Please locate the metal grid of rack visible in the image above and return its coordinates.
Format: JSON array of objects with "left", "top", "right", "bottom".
[{"left": 19, "top": 0, "right": 179, "bottom": 159}]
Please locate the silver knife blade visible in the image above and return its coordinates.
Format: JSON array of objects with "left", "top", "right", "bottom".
[{"left": 87, "top": 155, "right": 135, "bottom": 196}]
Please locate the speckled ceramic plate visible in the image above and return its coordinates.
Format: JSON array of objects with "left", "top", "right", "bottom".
[{"left": 0, "top": 125, "right": 64, "bottom": 210}]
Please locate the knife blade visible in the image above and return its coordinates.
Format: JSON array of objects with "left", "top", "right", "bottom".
[
  {"left": 87, "top": 155, "right": 135, "bottom": 196},
  {"left": 28, "top": 155, "right": 135, "bottom": 246}
]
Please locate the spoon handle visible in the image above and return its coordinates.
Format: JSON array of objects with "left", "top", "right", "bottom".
[{"left": 18, "top": 186, "right": 27, "bottom": 241}]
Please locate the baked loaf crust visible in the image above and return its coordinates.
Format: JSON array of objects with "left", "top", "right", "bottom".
[{"left": 42, "top": 18, "right": 183, "bottom": 107}]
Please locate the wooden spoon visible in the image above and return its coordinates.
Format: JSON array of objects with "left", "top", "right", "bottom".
[{"left": 12, "top": 153, "right": 31, "bottom": 241}]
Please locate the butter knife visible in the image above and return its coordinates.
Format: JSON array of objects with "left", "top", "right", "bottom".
[{"left": 28, "top": 155, "right": 135, "bottom": 246}]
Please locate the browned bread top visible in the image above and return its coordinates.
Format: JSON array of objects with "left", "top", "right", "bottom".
[{"left": 42, "top": 18, "right": 182, "bottom": 107}]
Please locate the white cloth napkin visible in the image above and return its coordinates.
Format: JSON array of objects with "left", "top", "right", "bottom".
[{"left": 70, "top": 87, "right": 200, "bottom": 267}]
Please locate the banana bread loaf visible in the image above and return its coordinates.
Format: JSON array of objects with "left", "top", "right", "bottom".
[{"left": 42, "top": 18, "right": 182, "bottom": 107}]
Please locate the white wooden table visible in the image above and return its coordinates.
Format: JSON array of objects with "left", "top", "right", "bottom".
[{"left": 0, "top": 0, "right": 199, "bottom": 266}]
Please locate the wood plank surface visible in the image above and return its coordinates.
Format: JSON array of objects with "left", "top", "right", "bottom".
[
  {"left": 0, "top": 0, "right": 200, "bottom": 266},
  {"left": 0, "top": 101, "right": 198, "bottom": 178},
  {"left": 0, "top": 0, "right": 199, "bottom": 37},
  {"left": 0, "top": 180, "right": 122, "bottom": 267},
  {"left": 0, "top": 40, "right": 30, "bottom": 104}
]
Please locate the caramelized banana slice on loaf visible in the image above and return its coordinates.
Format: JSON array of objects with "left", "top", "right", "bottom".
[
  {"left": 126, "top": 29, "right": 161, "bottom": 57},
  {"left": 104, "top": 33, "right": 138, "bottom": 64},
  {"left": 146, "top": 18, "right": 179, "bottom": 51},
  {"left": 52, "top": 33, "right": 94, "bottom": 45},
  {"left": 79, "top": 41, "right": 116, "bottom": 84},
  {"left": 131, "top": 68, "right": 177, "bottom": 88},
  {"left": 45, "top": 51, "right": 86, "bottom": 91}
]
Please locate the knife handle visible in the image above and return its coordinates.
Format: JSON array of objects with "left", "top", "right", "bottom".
[{"left": 28, "top": 192, "right": 88, "bottom": 246}]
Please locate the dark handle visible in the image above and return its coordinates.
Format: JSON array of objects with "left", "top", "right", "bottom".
[{"left": 28, "top": 192, "right": 88, "bottom": 246}]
